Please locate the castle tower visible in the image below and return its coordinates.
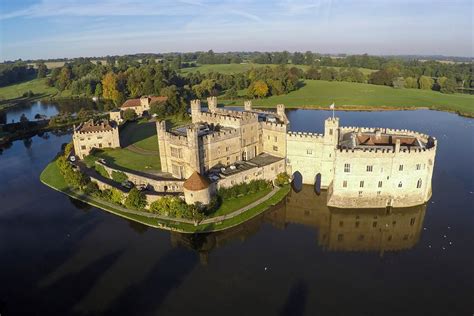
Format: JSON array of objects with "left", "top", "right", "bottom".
[
  {"left": 320, "top": 117, "right": 339, "bottom": 189},
  {"left": 157, "top": 120, "right": 169, "bottom": 173},
  {"left": 190, "top": 99, "right": 201, "bottom": 123},
  {"left": 207, "top": 96, "right": 217, "bottom": 113},
  {"left": 186, "top": 125, "right": 201, "bottom": 177},
  {"left": 244, "top": 100, "right": 252, "bottom": 112},
  {"left": 276, "top": 104, "right": 285, "bottom": 118}
]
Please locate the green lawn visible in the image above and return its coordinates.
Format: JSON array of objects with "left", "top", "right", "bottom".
[
  {"left": 212, "top": 188, "right": 272, "bottom": 217},
  {"left": 120, "top": 119, "right": 159, "bottom": 151},
  {"left": 180, "top": 63, "right": 375, "bottom": 75},
  {"left": 223, "top": 80, "right": 474, "bottom": 116},
  {"left": 40, "top": 159, "right": 68, "bottom": 191},
  {"left": 84, "top": 147, "right": 161, "bottom": 173}
]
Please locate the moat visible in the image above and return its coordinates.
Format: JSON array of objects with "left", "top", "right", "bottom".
[{"left": 1, "top": 109, "right": 473, "bottom": 315}]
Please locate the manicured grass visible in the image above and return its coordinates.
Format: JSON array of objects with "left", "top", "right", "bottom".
[
  {"left": 212, "top": 188, "right": 272, "bottom": 216},
  {"left": 223, "top": 79, "right": 474, "bottom": 116},
  {"left": 120, "top": 119, "right": 159, "bottom": 151},
  {"left": 84, "top": 147, "right": 161, "bottom": 173},
  {"left": 40, "top": 158, "right": 290, "bottom": 233},
  {"left": 180, "top": 63, "right": 375, "bottom": 75},
  {"left": 40, "top": 159, "right": 68, "bottom": 191}
]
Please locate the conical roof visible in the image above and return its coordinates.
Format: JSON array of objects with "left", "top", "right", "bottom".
[{"left": 183, "top": 171, "right": 210, "bottom": 191}]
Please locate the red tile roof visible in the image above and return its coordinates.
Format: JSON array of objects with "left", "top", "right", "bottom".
[
  {"left": 121, "top": 96, "right": 168, "bottom": 109},
  {"left": 183, "top": 172, "right": 210, "bottom": 191}
]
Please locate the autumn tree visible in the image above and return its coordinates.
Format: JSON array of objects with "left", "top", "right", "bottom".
[
  {"left": 418, "top": 76, "right": 434, "bottom": 90},
  {"left": 101, "top": 72, "right": 120, "bottom": 105},
  {"left": 250, "top": 80, "right": 269, "bottom": 98}
]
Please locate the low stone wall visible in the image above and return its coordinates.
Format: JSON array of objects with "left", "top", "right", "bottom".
[
  {"left": 217, "top": 159, "right": 285, "bottom": 189},
  {"left": 96, "top": 161, "right": 184, "bottom": 193}
]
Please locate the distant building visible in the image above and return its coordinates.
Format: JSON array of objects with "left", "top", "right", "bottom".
[
  {"left": 121, "top": 95, "right": 167, "bottom": 117},
  {"left": 109, "top": 109, "right": 123, "bottom": 124},
  {"left": 72, "top": 119, "right": 120, "bottom": 159}
]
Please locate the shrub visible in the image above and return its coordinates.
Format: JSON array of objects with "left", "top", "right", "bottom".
[
  {"left": 275, "top": 172, "right": 290, "bottom": 186},
  {"left": 95, "top": 164, "right": 110, "bottom": 178},
  {"left": 124, "top": 188, "right": 147, "bottom": 210},
  {"left": 110, "top": 188, "right": 124, "bottom": 205},
  {"left": 111, "top": 170, "right": 128, "bottom": 183},
  {"left": 56, "top": 156, "right": 89, "bottom": 190}
]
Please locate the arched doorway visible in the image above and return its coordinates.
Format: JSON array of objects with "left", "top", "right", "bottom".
[
  {"left": 314, "top": 173, "right": 322, "bottom": 195},
  {"left": 291, "top": 171, "right": 303, "bottom": 193}
]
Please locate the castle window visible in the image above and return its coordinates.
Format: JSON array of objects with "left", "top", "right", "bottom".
[
  {"left": 339, "top": 221, "right": 343, "bottom": 227},
  {"left": 226, "top": 146, "right": 229, "bottom": 152},
  {"left": 307, "top": 149, "right": 313, "bottom": 155},
  {"left": 392, "top": 221, "right": 396, "bottom": 226},
  {"left": 410, "top": 217, "right": 416, "bottom": 226},
  {"left": 398, "top": 181, "right": 403, "bottom": 188},
  {"left": 268, "top": 135, "right": 270, "bottom": 140},
  {"left": 373, "top": 221, "right": 377, "bottom": 228},
  {"left": 338, "top": 234, "right": 343, "bottom": 242},
  {"left": 417, "top": 179, "right": 422, "bottom": 189},
  {"left": 358, "top": 191, "right": 363, "bottom": 197},
  {"left": 329, "top": 129, "right": 333, "bottom": 136},
  {"left": 98, "top": 144, "right": 102, "bottom": 148},
  {"left": 80, "top": 138, "right": 85, "bottom": 141},
  {"left": 108, "top": 142, "right": 111, "bottom": 146},
  {"left": 81, "top": 145, "right": 86, "bottom": 150},
  {"left": 377, "top": 191, "right": 381, "bottom": 195},
  {"left": 273, "top": 146, "right": 278, "bottom": 151},
  {"left": 388, "top": 235, "right": 392, "bottom": 241},
  {"left": 399, "top": 164, "right": 404, "bottom": 171},
  {"left": 378, "top": 181, "right": 383, "bottom": 188},
  {"left": 359, "top": 181, "right": 364, "bottom": 188},
  {"left": 97, "top": 136, "right": 103, "bottom": 140},
  {"left": 366, "top": 165, "right": 373, "bottom": 172},
  {"left": 274, "top": 136, "right": 278, "bottom": 142},
  {"left": 344, "top": 163, "right": 351, "bottom": 173},
  {"left": 343, "top": 180, "right": 347, "bottom": 188},
  {"left": 355, "top": 221, "right": 360, "bottom": 228},
  {"left": 416, "top": 163, "right": 421, "bottom": 170}
]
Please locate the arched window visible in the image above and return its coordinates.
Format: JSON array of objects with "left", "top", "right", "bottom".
[{"left": 417, "top": 179, "right": 422, "bottom": 189}]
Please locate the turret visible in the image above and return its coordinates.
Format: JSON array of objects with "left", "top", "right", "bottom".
[
  {"left": 244, "top": 100, "right": 252, "bottom": 112},
  {"left": 190, "top": 99, "right": 201, "bottom": 122},
  {"left": 324, "top": 117, "right": 339, "bottom": 146},
  {"left": 187, "top": 125, "right": 201, "bottom": 176},
  {"left": 207, "top": 96, "right": 217, "bottom": 113},
  {"left": 276, "top": 104, "right": 285, "bottom": 117}
]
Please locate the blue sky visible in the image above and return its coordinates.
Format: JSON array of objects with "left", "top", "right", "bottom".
[{"left": 0, "top": 0, "right": 472, "bottom": 61}]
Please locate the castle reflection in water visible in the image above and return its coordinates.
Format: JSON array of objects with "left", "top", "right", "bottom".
[{"left": 170, "top": 185, "right": 426, "bottom": 264}]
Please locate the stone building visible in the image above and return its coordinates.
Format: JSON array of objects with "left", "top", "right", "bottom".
[
  {"left": 158, "top": 97, "right": 437, "bottom": 208},
  {"left": 121, "top": 95, "right": 167, "bottom": 117},
  {"left": 72, "top": 119, "right": 120, "bottom": 159}
]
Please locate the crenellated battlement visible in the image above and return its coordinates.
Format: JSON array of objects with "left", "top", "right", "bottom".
[
  {"left": 164, "top": 131, "right": 189, "bottom": 145},
  {"left": 340, "top": 126, "right": 432, "bottom": 142},
  {"left": 261, "top": 120, "right": 287, "bottom": 132},
  {"left": 287, "top": 131, "right": 323, "bottom": 141},
  {"left": 336, "top": 143, "right": 437, "bottom": 155},
  {"left": 201, "top": 128, "right": 240, "bottom": 143},
  {"left": 196, "top": 110, "right": 258, "bottom": 126}
]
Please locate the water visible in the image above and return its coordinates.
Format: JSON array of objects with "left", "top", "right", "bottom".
[
  {"left": 3, "top": 101, "right": 59, "bottom": 123},
  {"left": 0, "top": 109, "right": 473, "bottom": 316}
]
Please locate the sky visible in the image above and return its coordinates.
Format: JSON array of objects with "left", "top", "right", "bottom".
[{"left": 0, "top": 0, "right": 473, "bottom": 61}]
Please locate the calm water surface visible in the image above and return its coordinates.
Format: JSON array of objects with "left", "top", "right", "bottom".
[
  {"left": 3, "top": 101, "right": 59, "bottom": 123},
  {"left": 0, "top": 109, "right": 473, "bottom": 316}
]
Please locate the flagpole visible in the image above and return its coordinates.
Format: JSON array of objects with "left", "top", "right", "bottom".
[{"left": 332, "top": 102, "right": 335, "bottom": 119}]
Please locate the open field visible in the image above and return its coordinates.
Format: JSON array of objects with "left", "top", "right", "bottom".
[
  {"left": 0, "top": 78, "right": 63, "bottom": 110},
  {"left": 180, "top": 63, "right": 375, "bottom": 75},
  {"left": 224, "top": 80, "right": 474, "bottom": 116},
  {"left": 27, "top": 59, "right": 107, "bottom": 69}
]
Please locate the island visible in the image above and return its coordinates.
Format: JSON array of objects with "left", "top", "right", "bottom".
[{"left": 41, "top": 96, "right": 437, "bottom": 233}]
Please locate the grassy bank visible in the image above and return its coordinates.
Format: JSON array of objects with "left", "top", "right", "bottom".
[
  {"left": 84, "top": 147, "right": 161, "bottom": 173},
  {"left": 213, "top": 187, "right": 272, "bottom": 217},
  {"left": 223, "top": 79, "right": 474, "bottom": 116},
  {"left": 40, "top": 159, "right": 290, "bottom": 233}
]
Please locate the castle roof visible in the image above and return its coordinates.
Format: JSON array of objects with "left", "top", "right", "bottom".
[
  {"left": 121, "top": 96, "right": 168, "bottom": 108},
  {"left": 76, "top": 119, "right": 115, "bottom": 133},
  {"left": 183, "top": 172, "right": 210, "bottom": 191}
]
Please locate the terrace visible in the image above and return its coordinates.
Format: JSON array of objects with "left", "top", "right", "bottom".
[{"left": 338, "top": 130, "right": 426, "bottom": 150}]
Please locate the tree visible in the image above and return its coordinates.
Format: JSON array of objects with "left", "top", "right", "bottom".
[
  {"left": 440, "top": 78, "right": 457, "bottom": 94},
  {"left": 94, "top": 82, "right": 103, "bottom": 97},
  {"left": 404, "top": 77, "right": 418, "bottom": 89},
  {"left": 122, "top": 109, "right": 137, "bottom": 121},
  {"left": 392, "top": 77, "right": 405, "bottom": 89},
  {"left": 124, "top": 188, "right": 147, "bottom": 209},
  {"left": 304, "top": 51, "right": 314, "bottom": 65},
  {"left": 250, "top": 80, "right": 269, "bottom": 98},
  {"left": 292, "top": 52, "right": 305, "bottom": 65},
  {"left": 37, "top": 63, "right": 48, "bottom": 79},
  {"left": 57, "top": 67, "right": 72, "bottom": 91},
  {"left": 101, "top": 72, "right": 120, "bottom": 104},
  {"left": 418, "top": 76, "right": 434, "bottom": 90}
]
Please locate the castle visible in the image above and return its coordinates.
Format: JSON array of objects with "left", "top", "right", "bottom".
[
  {"left": 73, "top": 96, "right": 437, "bottom": 209},
  {"left": 157, "top": 96, "right": 436, "bottom": 208}
]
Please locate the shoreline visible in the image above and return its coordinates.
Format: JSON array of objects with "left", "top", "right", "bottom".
[{"left": 39, "top": 160, "right": 290, "bottom": 234}]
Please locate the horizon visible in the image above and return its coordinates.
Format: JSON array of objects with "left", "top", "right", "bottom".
[{"left": 1, "top": 0, "right": 473, "bottom": 61}]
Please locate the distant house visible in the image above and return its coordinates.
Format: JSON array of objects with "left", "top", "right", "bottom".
[
  {"left": 72, "top": 119, "right": 120, "bottom": 159},
  {"left": 120, "top": 96, "right": 167, "bottom": 117}
]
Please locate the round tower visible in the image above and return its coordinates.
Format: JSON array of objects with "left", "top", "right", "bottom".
[{"left": 183, "top": 172, "right": 212, "bottom": 205}]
